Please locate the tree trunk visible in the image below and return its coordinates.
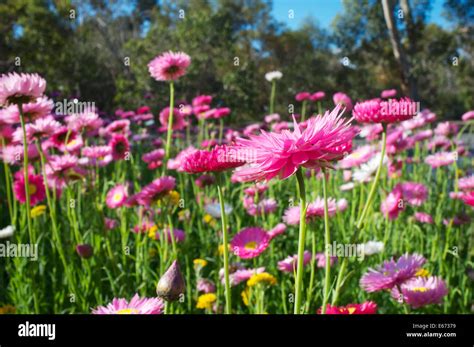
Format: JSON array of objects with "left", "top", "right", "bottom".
[{"left": 381, "top": 0, "right": 418, "bottom": 100}]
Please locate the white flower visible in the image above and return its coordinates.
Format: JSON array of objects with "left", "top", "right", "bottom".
[
  {"left": 265, "top": 71, "right": 283, "bottom": 82},
  {"left": 204, "top": 203, "right": 233, "bottom": 219},
  {"left": 361, "top": 240, "right": 384, "bottom": 256},
  {"left": 0, "top": 225, "right": 15, "bottom": 239},
  {"left": 353, "top": 153, "right": 388, "bottom": 183}
]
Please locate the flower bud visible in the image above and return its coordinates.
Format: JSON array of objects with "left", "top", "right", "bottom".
[
  {"left": 156, "top": 260, "right": 186, "bottom": 301},
  {"left": 76, "top": 244, "right": 93, "bottom": 259}
]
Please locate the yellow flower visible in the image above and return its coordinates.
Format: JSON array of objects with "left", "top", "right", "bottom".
[
  {"left": 147, "top": 225, "right": 159, "bottom": 239},
  {"left": 196, "top": 293, "right": 217, "bottom": 310},
  {"left": 0, "top": 305, "right": 16, "bottom": 314},
  {"left": 193, "top": 258, "right": 208, "bottom": 268},
  {"left": 30, "top": 205, "right": 46, "bottom": 218},
  {"left": 241, "top": 287, "right": 250, "bottom": 306},
  {"left": 415, "top": 268, "right": 430, "bottom": 277},
  {"left": 203, "top": 214, "right": 215, "bottom": 224},
  {"left": 247, "top": 272, "right": 277, "bottom": 287},
  {"left": 167, "top": 190, "right": 180, "bottom": 205},
  {"left": 218, "top": 244, "right": 230, "bottom": 256}
]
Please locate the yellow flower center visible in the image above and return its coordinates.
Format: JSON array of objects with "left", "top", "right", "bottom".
[
  {"left": 347, "top": 307, "right": 357, "bottom": 314},
  {"left": 113, "top": 193, "right": 123, "bottom": 202},
  {"left": 116, "top": 308, "right": 139, "bottom": 314},
  {"left": 27, "top": 183, "right": 37, "bottom": 196},
  {"left": 415, "top": 268, "right": 430, "bottom": 277},
  {"left": 31, "top": 205, "right": 46, "bottom": 218},
  {"left": 412, "top": 287, "right": 428, "bottom": 293},
  {"left": 244, "top": 241, "right": 258, "bottom": 250}
]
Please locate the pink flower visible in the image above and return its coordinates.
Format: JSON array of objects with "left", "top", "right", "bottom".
[
  {"left": 360, "top": 253, "right": 426, "bottom": 292},
  {"left": 197, "top": 278, "right": 216, "bottom": 293},
  {"left": 106, "top": 184, "right": 128, "bottom": 209},
  {"left": 104, "top": 120, "right": 130, "bottom": 137},
  {"left": 459, "top": 175, "right": 474, "bottom": 191},
  {"left": 65, "top": 111, "right": 103, "bottom": 133},
  {"left": 391, "top": 276, "right": 448, "bottom": 308},
  {"left": 333, "top": 92, "right": 353, "bottom": 111},
  {"left": 0, "top": 72, "right": 46, "bottom": 106},
  {"left": 424, "top": 152, "right": 456, "bottom": 168},
  {"left": 338, "top": 145, "right": 375, "bottom": 169},
  {"left": 13, "top": 169, "right": 45, "bottom": 206},
  {"left": 109, "top": 134, "right": 130, "bottom": 160},
  {"left": 295, "top": 92, "right": 311, "bottom": 102},
  {"left": 182, "top": 145, "right": 244, "bottom": 174},
  {"left": 310, "top": 91, "right": 325, "bottom": 102},
  {"left": 192, "top": 95, "right": 212, "bottom": 107},
  {"left": 380, "top": 89, "right": 397, "bottom": 98},
  {"left": 136, "top": 176, "right": 176, "bottom": 206},
  {"left": 12, "top": 116, "right": 61, "bottom": 143},
  {"left": 398, "top": 182, "right": 428, "bottom": 206},
  {"left": 461, "top": 110, "right": 474, "bottom": 121},
  {"left": 278, "top": 251, "right": 312, "bottom": 273},
  {"left": 353, "top": 98, "right": 417, "bottom": 124},
  {"left": 81, "top": 145, "right": 112, "bottom": 167},
  {"left": 283, "top": 197, "right": 345, "bottom": 225},
  {"left": 142, "top": 149, "right": 165, "bottom": 170},
  {"left": 462, "top": 191, "right": 474, "bottom": 207},
  {"left": 267, "top": 223, "right": 286, "bottom": 239},
  {"left": 381, "top": 185, "right": 404, "bottom": 219},
  {"left": 167, "top": 146, "right": 197, "bottom": 171},
  {"left": 159, "top": 107, "right": 188, "bottom": 132},
  {"left": 230, "top": 227, "right": 271, "bottom": 259},
  {"left": 434, "top": 122, "right": 458, "bottom": 137},
  {"left": 153, "top": 227, "right": 186, "bottom": 243},
  {"left": 46, "top": 154, "right": 85, "bottom": 189},
  {"left": 318, "top": 301, "right": 377, "bottom": 314},
  {"left": 92, "top": 294, "right": 164, "bottom": 314},
  {"left": 315, "top": 252, "right": 337, "bottom": 268},
  {"left": 233, "top": 105, "right": 356, "bottom": 182},
  {"left": 414, "top": 212, "right": 433, "bottom": 224},
  {"left": 148, "top": 51, "right": 191, "bottom": 81},
  {"left": 213, "top": 107, "right": 231, "bottom": 119},
  {"left": 50, "top": 127, "right": 83, "bottom": 153},
  {"left": 264, "top": 113, "right": 280, "bottom": 123}
]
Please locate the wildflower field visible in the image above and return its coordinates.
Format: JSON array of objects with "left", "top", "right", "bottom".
[{"left": 0, "top": 0, "right": 473, "bottom": 317}]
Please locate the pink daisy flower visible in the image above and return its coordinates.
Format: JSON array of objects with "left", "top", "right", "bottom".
[
  {"left": 167, "top": 146, "right": 197, "bottom": 171},
  {"left": 461, "top": 110, "right": 474, "bottom": 121},
  {"left": 462, "top": 191, "right": 474, "bottom": 207},
  {"left": 148, "top": 51, "right": 191, "bottom": 81},
  {"left": 295, "top": 92, "right": 311, "bottom": 102},
  {"left": 434, "top": 121, "right": 458, "bottom": 137},
  {"left": 65, "top": 110, "right": 103, "bottom": 133},
  {"left": 45, "top": 154, "right": 85, "bottom": 190},
  {"left": 12, "top": 116, "right": 61, "bottom": 143},
  {"left": 338, "top": 145, "right": 375, "bottom": 169},
  {"left": 360, "top": 253, "right": 426, "bottom": 292},
  {"left": 424, "top": 152, "right": 456, "bottom": 168},
  {"left": 398, "top": 182, "right": 428, "bottom": 206},
  {"left": 380, "top": 89, "right": 397, "bottom": 98},
  {"left": 106, "top": 184, "right": 128, "bottom": 209},
  {"left": 391, "top": 276, "right": 448, "bottom": 308},
  {"left": 197, "top": 278, "right": 216, "bottom": 294},
  {"left": 192, "top": 95, "right": 212, "bottom": 107},
  {"left": 182, "top": 145, "right": 244, "bottom": 174},
  {"left": 233, "top": 105, "right": 356, "bottom": 182},
  {"left": 458, "top": 175, "right": 474, "bottom": 191},
  {"left": 81, "top": 145, "right": 112, "bottom": 167},
  {"left": 0, "top": 72, "right": 46, "bottom": 106},
  {"left": 353, "top": 98, "right": 417, "bottom": 124},
  {"left": 230, "top": 227, "right": 271, "bottom": 259},
  {"left": 314, "top": 252, "right": 338, "bottom": 268},
  {"left": 92, "top": 294, "right": 164, "bottom": 314},
  {"left": 142, "top": 149, "right": 165, "bottom": 170},
  {"left": 278, "top": 251, "right": 312, "bottom": 273},
  {"left": 158, "top": 107, "right": 188, "bottom": 132},
  {"left": 267, "top": 223, "right": 286, "bottom": 239},
  {"left": 109, "top": 134, "right": 130, "bottom": 160},
  {"left": 136, "top": 176, "right": 176, "bottom": 206},
  {"left": 50, "top": 127, "right": 83, "bottom": 153},
  {"left": 310, "top": 91, "right": 325, "bottom": 102},
  {"left": 318, "top": 301, "right": 377, "bottom": 314},
  {"left": 414, "top": 212, "right": 434, "bottom": 224},
  {"left": 13, "top": 169, "right": 46, "bottom": 206},
  {"left": 333, "top": 92, "right": 353, "bottom": 111},
  {"left": 381, "top": 185, "right": 404, "bottom": 220}
]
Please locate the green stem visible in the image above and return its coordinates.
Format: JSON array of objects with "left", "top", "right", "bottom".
[
  {"left": 294, "top": 168, "right": 307, "bottom": 314},
  {"left": 164, "top": 82, "right": 175, "bottom": 162},
  {"left": 216, "top": 173, "right": 232, "bottom": 314},
  {"left": 321, "top": 168, "right": 331, "bottom": 313},
  {"left": 269, "top": 81, "right": 276, "bottom": 114},
  {"left": 1, "top": 137, "right": 13, "bottom": 223},
  {"left": 301, "top": 100, "right": 307, "bottom": 122}
]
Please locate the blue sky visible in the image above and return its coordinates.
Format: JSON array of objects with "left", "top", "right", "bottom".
[{"left": 271, "top": 0, "right": 450, "bottom": 30}]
